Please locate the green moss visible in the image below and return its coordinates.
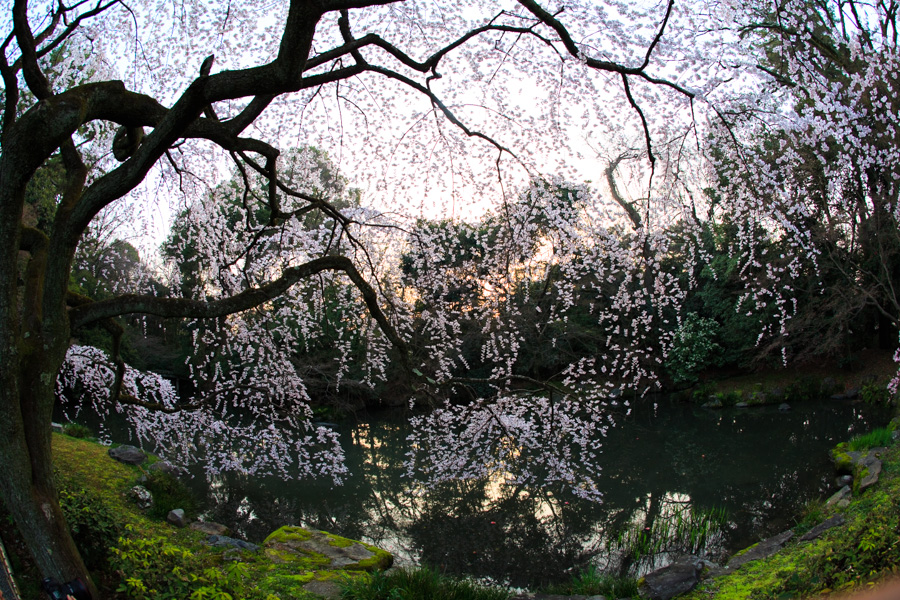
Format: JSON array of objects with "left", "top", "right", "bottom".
[
  {"left": 685, "top": 444, "right": 900, "bottom": 600},
  {"left": 323, "top": 531, "right": 353, "bottom": 548},
  {"left": 351, "top": 547, "right": 393, "bottom": 572},
  {"left": 831, "top": 448, "right": 854, "bottom": 474},
  {"left": 264, "top": 525, "right": 313, "bottom": 544},
  {"left": 49, "top": 435, "right": 389, "bottom": 599}
]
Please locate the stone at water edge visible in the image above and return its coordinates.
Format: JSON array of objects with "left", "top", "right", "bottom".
[
  {"left": 778, "top": 403, "right": 791, "bottom": 412},
  {"left": 639, "top": 556, "right": 703, "bottom": 600},
  {"left": 263, "top": 525, "right": 393, "bottom": 572},
  {"left": 191, "top": 521, "right": 231, "bottom": 536},
  {"left": 799, "top": 515, "right": 846, "bottom": 542},
  {"left": 167, "top": 508, "right": 187, "bottom": 528},
  {"left": 108, "top": 444, "right": 147, "bottom": 465},
  {"left": 148, "top": 461, "right": 186, "bottom": 477},
  {"left": 129, "top": 485, "right": 153, "bottom": 510},
  {"left": 727, "top": 530, "right": 794, "bottom": 570}
]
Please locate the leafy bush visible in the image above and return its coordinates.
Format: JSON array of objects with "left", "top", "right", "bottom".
[
  {"left": 58, "top": 484, "right": 123, "bottom": 569},
  {"left": 142, "top": 470, "right": 199, "bottom": 520},
  {"left": 112, "top": 530, "right": 277, "bottom": 600},
  {"left": 666, "top": 313, "right": 722, "bottom": 384},
  {"left": 339, "top": 566, "right": 509, "bottom": 600},
  {"left": 860, "top": 382, "right": 893, "bottom": 406},
  {"left": 783, "top": 377, "right": 821, "bottom": 403},
  {"left": 61, "top": 422, "right": 93, "bottom": 439}
]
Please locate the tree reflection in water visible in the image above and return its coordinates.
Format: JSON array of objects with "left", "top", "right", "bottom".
[{"left": 190, "top": 400, "right": 888, "bottom": 588}]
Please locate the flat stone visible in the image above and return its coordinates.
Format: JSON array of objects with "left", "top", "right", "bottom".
[
  {"left": 735, "top": 402, "right": 749, "bottom": 408},
  {"left": 303, "top": 579, "right": 342, "bottom": 599},
  {"left": 204, "top": 535, "right": 259, "bottom": 551},
  {"left": 727, "top": 530, "right": 793, "bottom": 570},
  {"left": 826, "top": 485, "right": 852, "bottom": 507},
  {"left": 858, "top": 458, "right": 882, "bottom": 491},
  {"left": 108, "top": 444, "right": 147, "bottom": 465},
  {"left": 778, "top": 403, "right": 791, "bottom": 412},
  {"left": 190, "top": 521, "right": 230, "bottom": 536},
  {"left": 699, "top": 559, "right": 728, "bottom": 579},
  {"left": 167, "top": 508, "right": 187, "bottom": 528},
  {"left": 800, "top": 515, "right": 846, "bottom": 542},
  {"left": 639, "top": 556, "right": 702, "bottom": 600}
]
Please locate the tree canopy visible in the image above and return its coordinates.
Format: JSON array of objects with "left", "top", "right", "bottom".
[{"left": 2, "top": 0, "right": 899, "bottom": 593}]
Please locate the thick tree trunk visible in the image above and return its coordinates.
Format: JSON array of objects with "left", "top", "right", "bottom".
[
  {"left": 0, "top": 179, "right": 99, "bottom": 595},
  {"left": 0, "top": 349, "right": 101, "bottom": 598}
]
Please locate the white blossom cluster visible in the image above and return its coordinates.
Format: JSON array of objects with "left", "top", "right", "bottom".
[{"left": 699, "top": 0, "right": 900, "bottom": 371}]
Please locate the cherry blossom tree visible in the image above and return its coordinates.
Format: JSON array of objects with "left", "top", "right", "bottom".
[
  {"left": 0, "top": 0, "right": 707, "bottom": 592},
  {"left": 692, "top": 0, "right": 899, "bottom": 371}
]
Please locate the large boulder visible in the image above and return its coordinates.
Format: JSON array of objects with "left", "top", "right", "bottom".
[
  {"left": 639, "top": 556, "right": 703, "bottom": 600},
  {"left": 108, "top": 444, "right": 147, "bottom": 465},
  {"left": 263, "top": 525, "right": 392, "bottom": 572}
]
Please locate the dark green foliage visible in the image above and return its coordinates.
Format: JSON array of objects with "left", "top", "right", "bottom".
[
  {"left": 545, "top": 566, "right": 638, "bottom": 598},
  {"left": 58, "top": 483, "right": 124, "bottom": 570},
  {"left": 142, "top": 470, "right": 199, "bottom": 520},
  {"left": 783, "top": 377, "right": 822, "bottom": 403},
  {"left": 339, "top": 566, "right": 509, "bottom": 600},
  {"left": 111, "top": 530, "right": 270, "bottom": 600},
  {"left": 860, "top": 383, "right": 893, "bottom": 406},
  {"left": 666, "top": 313, "right": 723, "bottom": 384},
  {"left": 61, "top": 422, "right": 93, "bottom": 439}
]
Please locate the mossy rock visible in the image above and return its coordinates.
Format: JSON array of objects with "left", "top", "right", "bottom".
[
  {"left": 830, "top": 446, "right": 856, "bottom": 474},
  {"left": 263, "top": 525, "right": 393, "bottom": 572}
]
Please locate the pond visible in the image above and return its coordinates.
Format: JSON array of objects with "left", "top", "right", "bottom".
[{"left": 165, "top": 398, "right": 887, "bottom": 588}]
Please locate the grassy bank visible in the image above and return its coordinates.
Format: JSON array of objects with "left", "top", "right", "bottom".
[
  {"left": 0, "top": 434, "right": 390, "bottom": 600},
  {"left": 683, "top": 425, "right": 900, "bottom": 599}
]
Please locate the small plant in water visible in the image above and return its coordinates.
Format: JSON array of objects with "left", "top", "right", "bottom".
[{"left": 613, "top": 504, "right": 729, "bottom": 567}]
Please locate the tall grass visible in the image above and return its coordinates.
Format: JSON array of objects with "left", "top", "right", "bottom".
[
  {"left": 339, "top": 567, "right": 509, "bottom": 600},
  {"left": 613, "top": 505, "right": 729, "bottom": 564},
  {"left": 847, "top": 428, "right": 894, "bottom": 451}
]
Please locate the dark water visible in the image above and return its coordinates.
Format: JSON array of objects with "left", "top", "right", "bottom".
[{"left": 166, "top": 399, "right": 887, "bottom": 587}]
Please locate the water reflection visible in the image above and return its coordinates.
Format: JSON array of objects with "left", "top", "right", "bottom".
[{"left": 184, "top": 399, "right": 888, "bottom": 587}]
